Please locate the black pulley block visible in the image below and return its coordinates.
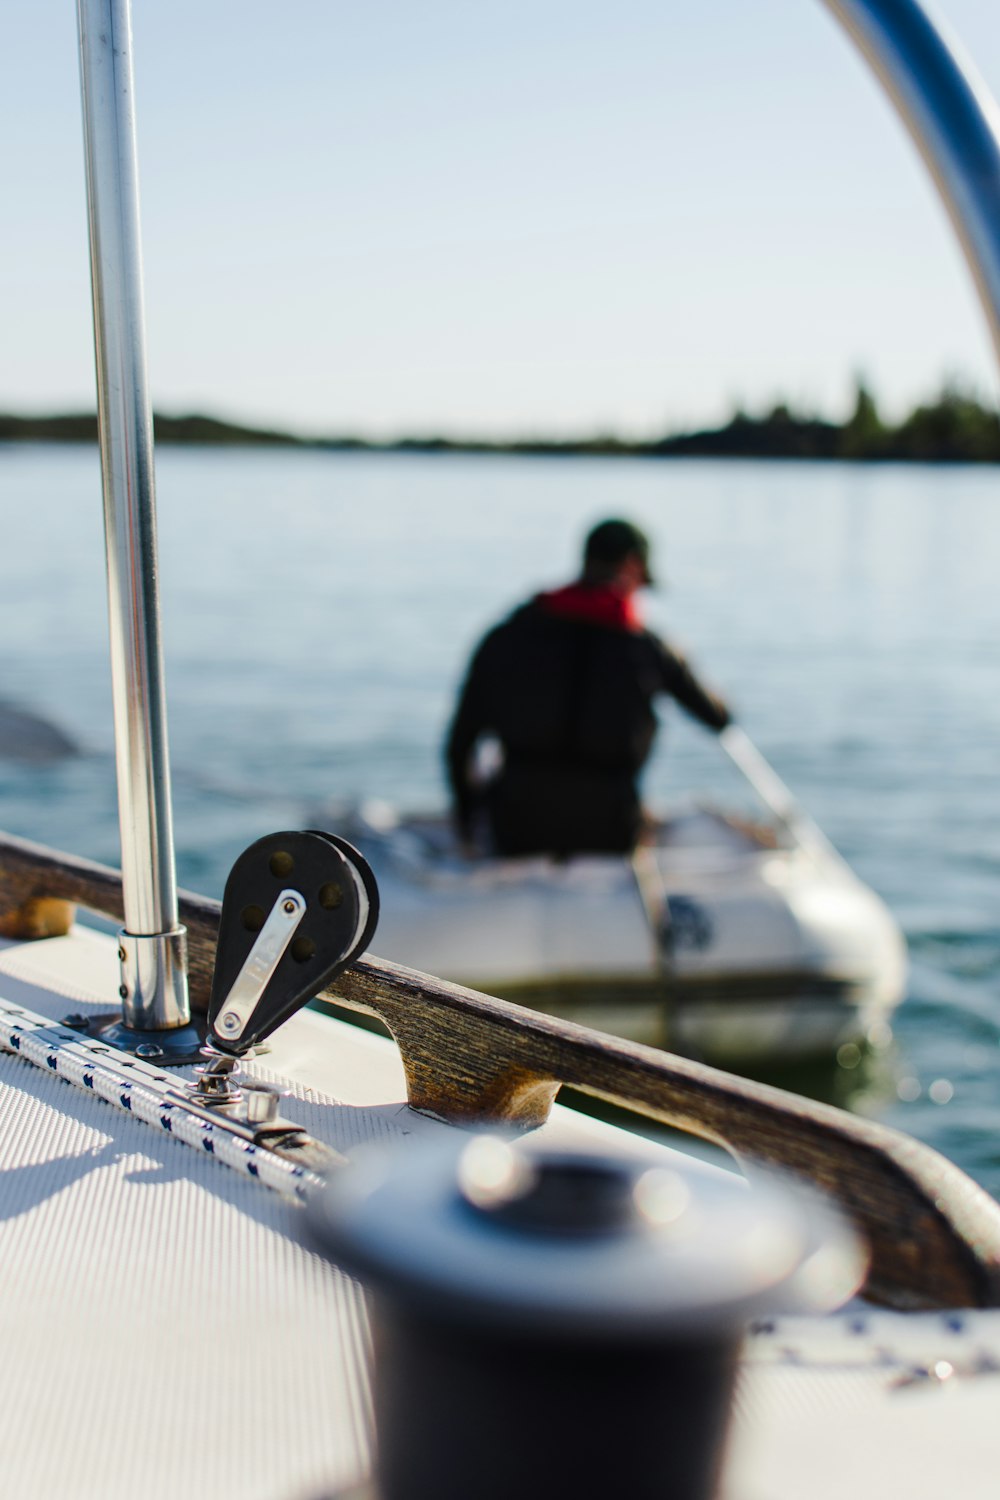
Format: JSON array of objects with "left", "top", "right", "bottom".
[{"left": 208, "top": 829, "right": 379, "bottom": 1054}]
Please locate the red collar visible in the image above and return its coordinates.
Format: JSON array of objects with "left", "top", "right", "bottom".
[{"left": 535, "top": 582, "right": 642, "bottom": 632}]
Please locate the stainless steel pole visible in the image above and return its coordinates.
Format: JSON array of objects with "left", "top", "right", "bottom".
[
  {"left": 77, "top": 0, "right": 189, "bottom": 1032},
  {"left": 821, "top": 0, "right": 1000, "bottom": 376}
]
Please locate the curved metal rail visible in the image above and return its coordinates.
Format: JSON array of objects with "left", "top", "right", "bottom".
[{"left": 822, "top": 0, "right": 1000, "bottom": 377}]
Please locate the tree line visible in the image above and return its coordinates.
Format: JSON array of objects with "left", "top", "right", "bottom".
[{"left": 2, "top": 381, "right": 998, "bottom": 461}]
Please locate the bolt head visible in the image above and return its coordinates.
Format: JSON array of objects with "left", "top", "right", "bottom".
[
  {"left": 219, "top": 1011, "right": 241, "bottom": 1035},
  {"left": 283, "top": 899, "right": 297, "bottom": 915},
  {"left": 135, "top": 1042, "right": 163, "bottom": 1060}
]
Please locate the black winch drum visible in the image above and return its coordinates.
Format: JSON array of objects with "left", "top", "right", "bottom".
[{"left": 308, "top": 1135, "right": 866, "bottom": 1500}]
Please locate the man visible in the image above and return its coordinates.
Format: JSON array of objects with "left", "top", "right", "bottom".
[{"left": 446, "top": 518, "right": 731, "bottom": 858}]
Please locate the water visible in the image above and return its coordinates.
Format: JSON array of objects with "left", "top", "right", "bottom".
[{"left": 1, "top": 443, "right": 999, "bottom": 1191}]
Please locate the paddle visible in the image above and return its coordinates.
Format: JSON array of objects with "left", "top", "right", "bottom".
[{"left": 718, "top": 724, "right": 842, "bottom": 863}]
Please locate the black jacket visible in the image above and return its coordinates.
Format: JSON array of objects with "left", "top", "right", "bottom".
[{"left": 446, "top": 598, "right": 730, "bottom": 856}]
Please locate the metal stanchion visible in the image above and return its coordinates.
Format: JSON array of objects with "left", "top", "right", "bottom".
[{"left": 76, "top": 0, "right": 198, "bottom": 1060}]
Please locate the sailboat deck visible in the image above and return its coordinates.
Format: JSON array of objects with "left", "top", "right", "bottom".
[
  {"left": 0, "top": 927, "right": 998, "bottom": 1498},
  {"left": 0, "top": 927, "right": 377, "bottom": 1498},
  {"left": 0, "top": 925, "right": 729, "bottom": 1498}
]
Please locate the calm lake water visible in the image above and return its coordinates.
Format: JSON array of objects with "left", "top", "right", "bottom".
[{"left": 1, "top": 444, "right": 999, "bottom": 1191}]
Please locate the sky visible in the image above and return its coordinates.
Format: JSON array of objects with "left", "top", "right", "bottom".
[{"left": 4, "top": 0, "right": 1000, "bottom": 441}]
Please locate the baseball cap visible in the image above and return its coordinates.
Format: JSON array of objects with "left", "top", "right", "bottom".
[{"left": 583, "top": 518, "right": 654, "bottom": 585}]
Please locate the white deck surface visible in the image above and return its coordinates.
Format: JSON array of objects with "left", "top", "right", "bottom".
[{"left": 0, "top": 927, "right": 997, "bottom": 1498}]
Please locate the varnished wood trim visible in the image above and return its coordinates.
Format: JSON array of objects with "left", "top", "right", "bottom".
[
  {"left": 0, "top": 895, "right": 75, "bottom": 941},
  {"left": 1, "top": 828, "right": 998, "bottom": 1310}
]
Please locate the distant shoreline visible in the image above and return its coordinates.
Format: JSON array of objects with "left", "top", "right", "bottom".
[{"left": 3, "top": 383, "right": 999, "bottom": 462}]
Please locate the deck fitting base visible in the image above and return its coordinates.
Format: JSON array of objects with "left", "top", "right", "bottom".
[{"left": 61, "top": 1010, "right": 209, "bottom": 1066}]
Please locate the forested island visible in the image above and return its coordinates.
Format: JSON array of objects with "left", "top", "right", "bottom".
[{"left": 2, "top": 382, "right": 999, "bottom": 462}]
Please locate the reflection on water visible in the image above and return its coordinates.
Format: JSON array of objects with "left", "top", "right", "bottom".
[
  {"left": 742, "top": 1036, "right": 899, "bottom": 1114},
  {"left": 0, "top": 447, "right": 999, "bottom": 1192}
]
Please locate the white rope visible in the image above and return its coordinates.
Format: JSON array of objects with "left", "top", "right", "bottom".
[
  {"left": 745, "top": 1308, "right": 1000, "bottom": 1380},
  {"left": 0, "top": 997, "right": 326, "bottom": 1203}
]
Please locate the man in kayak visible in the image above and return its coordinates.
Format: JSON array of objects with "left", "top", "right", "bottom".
[{"left": 446, "top": 518, "right": 732, "bottom": 858}]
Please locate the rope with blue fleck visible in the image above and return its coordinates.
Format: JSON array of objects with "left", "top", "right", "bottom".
[{"left": 0, "top": 997, "right": 334, "bottom": 1202}]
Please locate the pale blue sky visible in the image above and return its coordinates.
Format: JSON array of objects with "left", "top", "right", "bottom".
[{"left": 4, "top": 1, "right": 1000, "bottom": 439}]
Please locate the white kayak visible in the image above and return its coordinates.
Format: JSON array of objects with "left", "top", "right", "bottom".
[{"left": 334, "top": 734, "right": 907, "bottom": 1067}]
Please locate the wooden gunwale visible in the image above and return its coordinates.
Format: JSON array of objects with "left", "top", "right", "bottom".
[{"left": 1, "top": 826, "right": 998, "bottom": 1312}]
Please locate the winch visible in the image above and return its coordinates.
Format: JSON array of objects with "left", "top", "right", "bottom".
[{"left": 308, "top": 1132, "right": 867, "bottom": 1500}]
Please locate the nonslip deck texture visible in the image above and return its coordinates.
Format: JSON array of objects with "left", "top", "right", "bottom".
[{"left": 1, "top": 827, "right": 999, "bottom": 1312}]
